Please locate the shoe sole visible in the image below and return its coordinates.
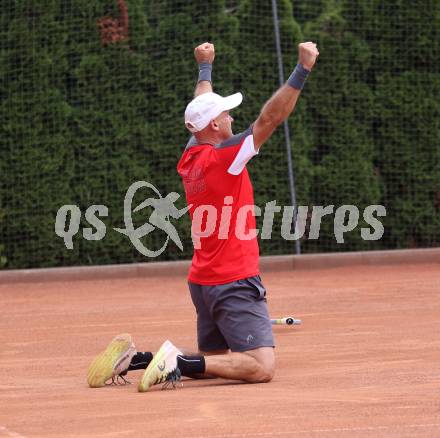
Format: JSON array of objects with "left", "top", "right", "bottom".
[
  {"left": 138, "top": 341, "right": 173, "bottom": 392},
  {"left": 87, "top": 334, "right": 135, "bottom": 388}
]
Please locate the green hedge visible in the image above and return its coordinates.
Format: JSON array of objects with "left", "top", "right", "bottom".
[{"left": 0, "top": 0, "right": 438, "bottom": 268}]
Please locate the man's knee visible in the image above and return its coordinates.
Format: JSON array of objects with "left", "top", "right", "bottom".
[
  {"left": 244, "top": 347, "right": 275, "bottom": 383},
  {"left": 255, "top": 363, "right": 275, "bottom": 383},
  {"left": 244, "top": 363, "right": 275, "bottom": 383}
]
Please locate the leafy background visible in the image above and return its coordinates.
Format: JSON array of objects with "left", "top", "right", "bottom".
[{"left": 0, "top": 0, "right": 438, "bottom": 268}]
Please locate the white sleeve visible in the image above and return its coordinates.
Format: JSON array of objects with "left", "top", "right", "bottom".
[{"left": 227, "top": 135, "right": 259, "bottom": 175}]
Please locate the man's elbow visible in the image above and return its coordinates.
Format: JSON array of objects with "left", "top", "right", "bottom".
[
  {"left": 253, "top": 113, "right": 280, "bottom": 149},
  {"left": 257, "top": 112, "right": 283, "bottom": 134}
]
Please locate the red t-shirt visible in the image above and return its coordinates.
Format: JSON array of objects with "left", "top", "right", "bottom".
[{"left": 177, "top": 127, "right": 260, "bottom": 285}]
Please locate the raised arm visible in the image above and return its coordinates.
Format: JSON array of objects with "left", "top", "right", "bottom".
[
  {"left": 253, "top": 42, "right": 319, "bottom": 150},
  {"left": 193, "top": 42, "right": 215, "bottom": 97}
]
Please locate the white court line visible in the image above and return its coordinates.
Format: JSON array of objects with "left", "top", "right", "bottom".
[
  {"left": 183, "top": 423, "right": 440, "bottom": 438},
  {"left": 0, "top": 426, "right": 26, "bottom": 438}
]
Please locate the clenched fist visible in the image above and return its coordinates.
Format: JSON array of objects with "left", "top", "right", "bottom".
[
  {"left": 298, "top": 42, "right": 319, "bottom": 71},
  {"left": 194, "top": 42, "right": 215, "bottom": 64}
]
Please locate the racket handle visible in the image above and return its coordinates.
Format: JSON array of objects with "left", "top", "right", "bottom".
[{"left": 271, "top": 317, "right": 302, "bottom": 325}]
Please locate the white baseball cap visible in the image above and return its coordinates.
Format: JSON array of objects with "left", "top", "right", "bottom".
[{"left": 184, "top": 91, "right": 243, "bottom": 133}]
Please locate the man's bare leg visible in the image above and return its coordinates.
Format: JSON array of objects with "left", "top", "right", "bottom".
[
  {"left": 178, "top": 347, "right": 275, "bottom": 382},
  {"left": 204, "top": 347, "right": 275, "bottom": 383}
]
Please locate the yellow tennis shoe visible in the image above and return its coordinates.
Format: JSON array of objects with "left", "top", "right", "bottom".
[
  {"left": 87, "top": 333, "right": 136, "bottom": 388},
  {"left": 138, "top": 340, "right": 182, "bottom": 392}
]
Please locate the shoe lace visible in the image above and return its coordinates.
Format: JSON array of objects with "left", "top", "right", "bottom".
[
  {"left": 105, "top": 370, "right": 132, "bottom": 386},
  {"left": 160, "top": 368, "right": 182, "bottom": 390}
]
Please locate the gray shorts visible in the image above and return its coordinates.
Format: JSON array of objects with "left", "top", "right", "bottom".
[{"left": 188, "top": 275, "right": 275, "bottom": 353}]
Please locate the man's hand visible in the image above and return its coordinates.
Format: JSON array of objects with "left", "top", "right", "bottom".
[
  {"left": 193, "top": 42, "right": 215, "bottom": 97},
  {"left": 194, "top": 42, "right": 215, "bottom": 64},
  {"left": 253, "top": 42, "right": 319, "bottom": 149},
  {"left": 298, "top": 42, "right": 319, "bottom": 71}
]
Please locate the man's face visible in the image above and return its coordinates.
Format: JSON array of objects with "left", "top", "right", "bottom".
[{"left": 214, "top": 110, "right": 234, "bottom": 140}]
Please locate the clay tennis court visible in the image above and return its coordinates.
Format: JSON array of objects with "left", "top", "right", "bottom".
[{"left": 1, "top": 255, "right": 440, "bottom": 437}]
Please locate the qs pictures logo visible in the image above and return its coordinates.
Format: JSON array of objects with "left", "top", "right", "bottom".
[{"left": 55, "top": 181, "right": 190, "bottom": 257}]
